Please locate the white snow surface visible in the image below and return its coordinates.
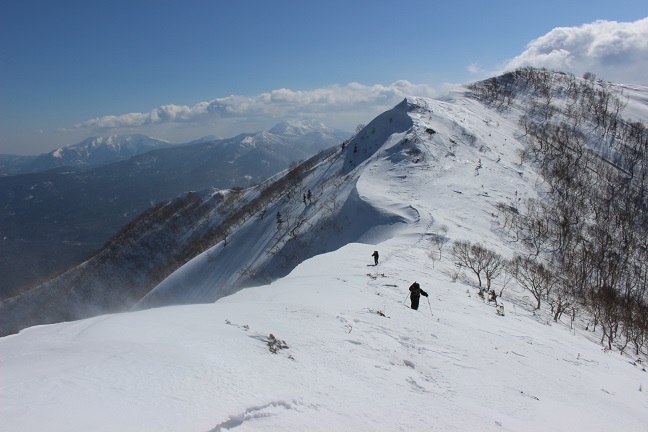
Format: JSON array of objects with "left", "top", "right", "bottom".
[{"left": 2, "top": 89, "right": 648, "bottom": 431}]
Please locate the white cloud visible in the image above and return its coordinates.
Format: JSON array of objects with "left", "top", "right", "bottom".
[
  {"left": 71, "top": 81, "right": 438, "bottom": 137},
  {"left": 467, "top": 63, "right": 486, "bottom": 75},
  {"left": 501, "top": 17, "right": 648, "bottom": 84}
]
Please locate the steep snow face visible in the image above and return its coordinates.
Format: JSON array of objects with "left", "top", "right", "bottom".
[
  {"left": 135, "top": 101, "right": 416, "bottom": 308},
  {"left": 136, "top": 94, "right": 534, "bottom": 309},
  {"left": 0, "top": 120, "right": 352, "bottom": 309}
]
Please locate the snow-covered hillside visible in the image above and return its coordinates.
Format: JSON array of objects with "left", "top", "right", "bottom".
[
  {"left": 134, "top": 90, "right": 539, "bottom": 309},
  {"left": 0, "top": 120, "right": 350, "bottom": 302},
  {"left": 1, "top": 70, "right": 647, "bottom": 430},
  {"left": 1, "top": 241, "right": 646, "bottom": 431}
]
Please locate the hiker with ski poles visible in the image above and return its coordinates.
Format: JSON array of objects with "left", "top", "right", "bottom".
[{"left": 407, "top": 281, "right": 429, "bottom": 311}]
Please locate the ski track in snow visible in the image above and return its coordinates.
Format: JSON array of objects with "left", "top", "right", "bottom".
[{"left": 208, "top": 400, "right": 300, "bottom": 432}]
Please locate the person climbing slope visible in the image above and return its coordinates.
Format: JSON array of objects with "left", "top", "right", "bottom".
[
  {"left": 372, "top": 250, "right": 379, "bottom": 265},
  {"left": 408, "top": 281, "right": 428, "bottom": 310}
]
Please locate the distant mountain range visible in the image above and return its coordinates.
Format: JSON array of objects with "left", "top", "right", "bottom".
[
  {"left": 0, "top": 134, "right": 175, "bottom": 176},
  {"left": 0, "top": 120, "right": 350, "bottom": 298}
]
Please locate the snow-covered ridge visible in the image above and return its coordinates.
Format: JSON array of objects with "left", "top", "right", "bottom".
[
  {"left": 3, "top": 70, "right": 647, "bottom": 337},
  {"left": 0, "top": 120, "right": 352, "bottom": 300},
  {"left": 136, "top": 100, "right": 416, "bottom": 308},
  {"left": 0, "top": 70, "right": 648, "bottom": 432},
  {"left": 1, "top": 77, "right": 647, "bottom": 429}
]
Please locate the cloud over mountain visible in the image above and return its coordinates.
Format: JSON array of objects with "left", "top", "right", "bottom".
[
  {"left": 72, "top": 81, "right": 438, "bottom": 133},
  {"left": 501, "top": 17, "right": 648, "bottom": 84}
]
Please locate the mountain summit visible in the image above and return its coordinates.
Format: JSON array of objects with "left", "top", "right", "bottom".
[{"left": 268, "top": 118, "right": 344, "bottom": 136}]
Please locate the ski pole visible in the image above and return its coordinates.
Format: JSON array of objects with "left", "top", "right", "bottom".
[
  {"left": 427, "top": 297, "right": 433, "bottom": 316},
  {"left": 402, "top": 293, "right": 409, "bottom": 305}
]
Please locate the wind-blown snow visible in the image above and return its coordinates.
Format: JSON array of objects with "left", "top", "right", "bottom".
[{"left": 1, "top": 86, "right": 647, "bottom": 431}]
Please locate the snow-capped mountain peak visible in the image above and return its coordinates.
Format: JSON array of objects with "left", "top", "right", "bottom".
[
  {"left": 20, "top": 134, "right": 174, "bottom": 173},
  {"left": 268, "top": 118, "right": 333, "bottom": 136}
]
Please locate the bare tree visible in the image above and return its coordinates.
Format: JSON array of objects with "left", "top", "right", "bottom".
[
  {"left": 430, "top": 226, "right": 449, "bottom": 260},
  {"left": 519, "top": 199, "right": 551, "bottom": 257},
  {"left": 508, "top": 255, "right": 556, "bottom": 309},
  {"left": 547, "top": 279, "right": 575, "bottom": 322},
  {"left": 595, "top": 285, "right": 623, "bottom": 350},
  {"left": 451, "top": 240, "right": 504, "bottom": 297},
  {"left": 484, "top": 253, "right": 505, "bottom": 293}
]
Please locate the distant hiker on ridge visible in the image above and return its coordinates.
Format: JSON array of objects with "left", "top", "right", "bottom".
[
  {"left": 408, "top": 281, "right": 428, "bottom": 310},
  {"left": 372, "top": 250, "right": 379, "bottom": 265}
]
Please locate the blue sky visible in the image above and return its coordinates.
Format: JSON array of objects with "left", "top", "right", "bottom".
[{"left": 1, "top": 1, "right": 647, "bottom": 155}]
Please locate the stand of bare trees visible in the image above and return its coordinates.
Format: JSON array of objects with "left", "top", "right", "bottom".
[
  {"left": 473, "top": 67, "right": 647, "bottom": 355},
  {"left": 451, "top": 240, "right": 505, "bottom": 301}
]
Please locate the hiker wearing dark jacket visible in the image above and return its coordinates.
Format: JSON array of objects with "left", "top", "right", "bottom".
[
  {"left": 372, "top": 251, "right": 379, "bottom": 265},
  {"left": 409, "top": 282, "right": 428, "bottom": 310}
]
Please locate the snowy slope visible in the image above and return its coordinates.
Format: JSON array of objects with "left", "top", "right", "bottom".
[
  {"left": 135, "top": 94, "right": 533, "bottom": 309},
  {"left": 1, "top": 244, "right": 646, "bottom": 431},
  {"left": 0, "top": 119, "right": 351, "bottom": 325},
  {"left": 1, "top": 75, "right": 647, "bottom": 431},
  {"left": 135, "top": 100, "right": 417, "bottom": 308}
]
